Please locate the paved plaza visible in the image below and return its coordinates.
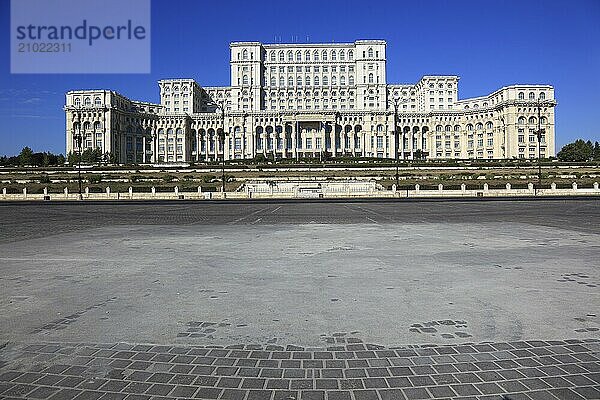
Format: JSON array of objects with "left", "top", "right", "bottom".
[{"left": 0, "top": 199, "right": 599, "bottom": 399}]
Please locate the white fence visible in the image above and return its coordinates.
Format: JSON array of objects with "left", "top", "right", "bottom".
[{"left": 1, "top": 181, "right": 599, "bottom": 201}]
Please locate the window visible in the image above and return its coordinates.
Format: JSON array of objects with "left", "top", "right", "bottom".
[
  {"left": 288, "top": 76, "right": 293, "bottom": 86},
  {"left": 306, "top": 76, "right": 311, "bottom": 86},
  {"left": 287, "top": 51, "right": 293, "bottom": 61},
  {"left": 314, "top": 50, "right": 319, "bottom": 61},
  {"left": 306, "top": 137, "right": 312, "bottom": 149},
  {"left": 242, "top": 75, "right": 249, "bottom": 85},
  {"left": 322, "top": 50, "right": 328, "bottom": 61},
  {"left": 323, "top": 76, "right": 329, "bottom": 85},
  {"left": 518, "top": 135, "right": 525, "bottom": 143},
  {"left": 518, "top": 92, "right": 525, "bottom": 100},
  {"left": 368, "top": 48, "right": 374, "bottom": 57},
  {"left": 332, "top": 76, "right": 337, "bottom": 85},
  {"left": 486, "top": 122, "right": 493, "bottom": 130},
  {"left": 314, "top": 76, "right": 320, "bottom": 86},
  {"left": 340, "top": 51, "right": 345, "bottom": 61},
  {"left": 279, "top": 77, "right": 284, "bottom": 86},
  {"left": 539, "top": 92, "right": 546, "bottom": 100},
  {"left": 270, "top": 77, "right": 276, "bottom": 86},
  {"left": 242, "top": 49, "right": 248, "bottom": 60},
  {"left": 348, "top": 50, "right": 353, "bottom": 60},
  {"left": 377, "top": 136, "right": 383, "bottom": 148},
  {"left": 331, "top": 50, "right": 337, "bottom": 60},
  {"left": 94, "top": 97, "right": 101, "bottom": 106},
  {"left": 305, "top": 51, "right": 310, "bottom": 61},
  {"left": 476, "top": 123, "right": 483, "bottom": 130},
  {"left": 270, "top": 51, "right": 275, "bottom": 61},
  {"left": 84, "top": 97, "right": 91, "bottom": 106},
  {"left": 279, "top": 51, "right": 284, "bottom": 61},
  {"left": 296, "top": 51, "right": 301, "bottom": 61},
  {"left": 340, "top": 76, "right": 346, "bottom": 85},
  {"left": 518, "top": 116, "right": 526, "bottom": 125},
  {"left": 529, "top": 92, "right": 535, "bottom": 100},
  {"left": 528, "top": 117, "right": 536, "bottom": 124},
  {"left": 368, "top": 73, "right": 373, "bottom": 83}
]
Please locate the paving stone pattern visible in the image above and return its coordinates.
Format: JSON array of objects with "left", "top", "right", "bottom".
[{"left": 1, "top": 339, "right": 599, "bottom": 400}]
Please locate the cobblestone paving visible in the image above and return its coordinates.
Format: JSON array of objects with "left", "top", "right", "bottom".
[{"left": 1, "top": 339, "right": 599, "bottom": 400}]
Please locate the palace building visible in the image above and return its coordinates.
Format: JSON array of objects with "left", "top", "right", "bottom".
[{"left": 65, "top": 40, "right": 556, "bottom": 163}]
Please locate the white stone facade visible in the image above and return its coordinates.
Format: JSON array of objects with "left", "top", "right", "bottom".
[{"left": 65, "top": 40, "right": 556, "bottom": 163}]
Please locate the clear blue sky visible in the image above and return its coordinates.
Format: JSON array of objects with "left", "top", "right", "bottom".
[{"left": 1, "top": 0, "right": 599, "bottom": 156}]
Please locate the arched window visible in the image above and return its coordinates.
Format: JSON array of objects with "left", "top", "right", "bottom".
[
  {"left": 167, "top": 128, "right": 174, "bottom": 135},
  {"left": 340, "top": 51, "right": 345, "bottom": 61},
  {"left": 464, "top": 105, "right": 469, "bottom": 109},
  {"left": 323, "top": 76, "right": 329, "bottom": 86},
  {"left": 466, "top": 124, "right": 473, "bottom": 131},
  {"left": 279, "top": 77, "right": 285, "bottom": 86},
  {"left": 242, "top": 75, "right": 248, "bottom": 85},
  {"left": 288, "top": 76, "right": 293, "bottom": 86},
  {"left": 297, "top": 76, "right": 302, "bottom": 87},
  {"left": 476, "top": 122, "right": 483, "bottom": 130},
  {"left": 368, "top": 73, "right": 373, "bottom": 83},
  {"left": 445, "top": 125, "right": 451, "bottom": 132},
  {"left": 518, "top": 116, "right": 526, "bottom": 125},
  {"left": 305, "top": 51, "right": 310, "bottom": 61},
  {"left": 349, "top": 75, "right": 354, "bottom": 85},
  {"left": 314, "top": 50, "right": 319, "bottom": 61},
  {"left": 176, "top": 128, "right": 182, "bottom": 135},
  {"left": 287, "top": 51, "right": 293, "bottom": 61},
  {"left": 332, "top": 76, "right": 337, "bottom": 85},
  {"left": 454, "top": 125, "right": 460, "bottom": 131},
  {"left": 377, "top": 124, "right": 384, "bottom": 132},
  {"left": 270, "top": 51, "right": 275, "bottom": 61},
  {"left": 528, "top": 117, "right": 536, "bottom": 124},
  {"left": 340, "top": 76, "right": 346, "bottom": 85},
  {"left": 368, "top": 48, "right": 374, "bottom": 57},
  {"left": 314, "top": 76, "right": 320, "bottom": 86},
  {"left": 94, "top": 97, "right": 101, "bottom": 106},
  {"left": 518, "top": 92, "right": 525, "bottom": 100},
  {"left": 348, "top": 50, "right": 353, "bottom": 60},
  {"left": 84, "top": 97, "right": 91, "bottom": 106},
  {"left": 83, "top": 121, "right": 90, "bottom": 130},
  {"left": 540, "top": 116, "right": 548, "bottom": 124},
  {"left": 322, "top": 50, "right": 328, "bottom": 61},
  {"left": 529, "top": 92, "right": 535, "bottom": 100},
  {"left": 296, "top": 51, "right": 301, "bottom": 61},
  {"left": 74, "top": 97, "right": 81, "bottom": 106},
  {"left": 305, "top": 76, "right": 311, "bottom": 86},
  {"left": 331, "top": 50, "right": 337, "bottom": 61},
  {"left": 270, "top": 77, "right": 276, "bottom": 86},
  {"left": 93, "top": 121, "right": 101, "bottom": 130},
  {"left": 279, "top": 51, "right": 284, "bottom": 61},
  {"left": 539, "top": 92, "right": 546, "bottom": 100},
  {"left": 436, "top": 125, "right": 443, "bottom": 132},
  {"left": 242, "top": 49, "right": 248, "bottom": 60},
  {"left": 486, "top": 121, "right": 493, "bottom": 130}
]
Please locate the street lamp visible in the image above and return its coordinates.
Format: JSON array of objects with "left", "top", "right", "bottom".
[
  {"left": 534, "top": 99, "right": 549, "bottom": 194},
  {"left": 74, "top": 115, "right": 83, "bottom": 200},
  {"left": 214, "top": 101, "right": 227, "bottom": 194},
  {"left": 392, "top": 97, "right": 408, "bottom": 189}
]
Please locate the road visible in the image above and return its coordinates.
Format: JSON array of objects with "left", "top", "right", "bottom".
[{"left": 0, "top": 199, "right": 599, "bottom": 399}]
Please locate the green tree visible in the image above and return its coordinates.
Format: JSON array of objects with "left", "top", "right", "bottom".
[
  {"left": 557, "top": 139, "right": 593, "bottom": 162},
  {"left": 594, "top": 141, "right": 600, "bottom": 161},
  {"left": 18, "top": 146, "right": 34, "bottom": 166}
]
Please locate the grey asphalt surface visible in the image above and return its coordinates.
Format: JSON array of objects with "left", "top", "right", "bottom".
[{"left": 0, "top": 199, "right": 599, "bottom": 399}]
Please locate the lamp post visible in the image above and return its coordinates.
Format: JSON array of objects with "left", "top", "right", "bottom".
[
  {"left": 392, "top": 97, "right": 408, "bottom": 189},
  {"left": 534, "top": 99, "right": 547, "bottom": 194},
  {"left": 74, "top": 115, "right": 83, "bottom": 200},
  {"left": 214, "top": 101, "right": 227, "bottom": 194}
]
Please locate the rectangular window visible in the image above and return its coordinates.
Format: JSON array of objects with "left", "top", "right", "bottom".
[
  {"left": 305, "top": 138, "right": 312, "bottom": 149},
  {"left": 315, "top": 137, "right": 322, "bottom": 149},
  {"left": 377, "top": 136, "right": 383, "bottom": 149}
]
